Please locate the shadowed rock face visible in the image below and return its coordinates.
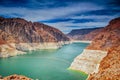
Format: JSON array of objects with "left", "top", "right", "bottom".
[
  {"left": 67, "top": 27, "right": 103, "bottom": 40},
  {"left": 87, "top": 17, "right": 120, "bottom": 51},
  {"left": 0, "top": 17, "right": 70, "bottom": 43}
]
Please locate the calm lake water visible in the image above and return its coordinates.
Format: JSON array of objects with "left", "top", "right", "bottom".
[{"left": 0, "top": 42, "right": 89, "bottom": 80}]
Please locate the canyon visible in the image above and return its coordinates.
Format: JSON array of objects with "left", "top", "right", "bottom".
[
  {"left": 0, "top": 17, "right": 120, "bottom": 80},
  {"left": 0, "top": 17, "right": 70, "bottom": 58},
  {"left": 70, "top": 17, "right": 120, "bottom": 80}
]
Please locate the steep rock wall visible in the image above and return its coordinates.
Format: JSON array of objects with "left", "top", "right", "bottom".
[{"left": 70, "top": 17, "right": 120, "bottom": 80}]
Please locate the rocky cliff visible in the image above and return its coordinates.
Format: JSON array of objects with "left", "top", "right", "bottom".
[
  {"left": 0, "top": 17, "right": 70, "bottom": 57},
  {"left": 70, "top": 49, "right": 107, "bottom": 74},
  {"left": 87, "top": 17, "right": 120, "bottom": 80},
  {"left": 87, "top": 17, "right": 120, "bottom": 51},
  {"left": 0, "top": 17, "right": 69, "bottom": 43},
  {"left": 67, "top": 27, "right": 103, "bottom": 40},
  {"left": 88, "top": 46, "right": 120, "bottom": 80},
  {"left": 70, "top": 17, "right": 120, "bottom": 80}
]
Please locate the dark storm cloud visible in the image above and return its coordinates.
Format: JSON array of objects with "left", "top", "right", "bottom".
[
  {"left": 74, "top": 9, "right": 120, "bottom": 16},
  {"left": 108, "top": 0, "right": 120, "bottom": 6},
  {"left": 40, "top": 18, "right": 96, "bottom": 23},
  {"left": 0, "top": 0, "right": 119, "bottom": 9},
  {"left": 40, "top": 18, "right": 73, "bottom": 23},
  {"left": 0, "top": 0, "right": 28, "bottom": 7},
  {"left": 71, "top": 9, "right": 120, "bottom": 19}
]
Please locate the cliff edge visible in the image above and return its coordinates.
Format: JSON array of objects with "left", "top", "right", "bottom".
[
  {"left": 88, "top": 46, "right": 120, "bottom": 80},
  {"left": 87, "top": 17, "right": 120, "bottom": 51},
  {"left": 70, "top": 17, "right": 120, "bottom": 80},
  {"left": 87, "top": 17, "right": 120, "bottom": 80},
  {"left": 0, "top": 17, "right": 70, "bottom": 57}
]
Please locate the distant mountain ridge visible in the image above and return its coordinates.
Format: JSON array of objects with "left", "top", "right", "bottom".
[
  {"left": 68, "top": 27, "right": 102, "bottom": 36},
  {"left": 67, "top": 27, "right": 103, "bottom": 40}
]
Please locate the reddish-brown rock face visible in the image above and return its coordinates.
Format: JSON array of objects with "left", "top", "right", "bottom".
[
  {"left": 0, "top": 29, "right": 15, "bottom": 43},
  {"left": 87, "top": 17, "right": 120, "bottom": 80},
  {"left": 84, "top": 28, "right": 102, "bottom": 40},
  {"left": 87, "top": 17, "right": 120, "bottom": 51},
  {"left": 0, "top": 17, "right": 70, "bottom": 43},
  {"left": 0, "top": 39, "right": 6, "bottom": 45},
  {"left": 88, "top": 46, "right": 120, "bottom": 80}
]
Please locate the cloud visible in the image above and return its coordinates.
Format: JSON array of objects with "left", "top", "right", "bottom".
[
  {"left": 0, "top": 2, "right": 103, "bottom": 21},
  {"left": 0, "top": 0, "right": 119, "bottom": 33},
  {"left": 39, "top": 13, "right": 119, "bottom": 33},
  {"left": 40, "top": 18, "right": 97, "bottom": 23},
  {"left": 0, "top": 0, "right": 119, "bottom": 9},
  {"left": 81, "top": 9, "right": 120, "bottom": 16},
  {"left": 45, "top": 21, "right": 108, "bottom": 33},
  {"left": 108, "top": 0, "right": 120, "bottom": 7}
]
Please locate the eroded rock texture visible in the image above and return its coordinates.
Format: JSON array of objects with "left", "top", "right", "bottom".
[
  {"left": 88, "top": 46, "right": 120, "bottom": 80},
  {"left": 0, "top": 17, "right": 69, "bottom": 43},
  {"left": 87, "top": 17, "right": 120, "bottom": 51},
  {"left": 0, "top": 17, "right": 70, "bottom": 57},
  {"left": 87, "top": 17, "right": 120, "bottom": 80}
]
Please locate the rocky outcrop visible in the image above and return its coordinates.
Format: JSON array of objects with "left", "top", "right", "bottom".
[
  {"left": 0, "top": 30, "right": 15, "bottom": 43},
  {"left": 70, "top": 17, "right": 120, "bottom": 79},
  {"left": 0, "top": 17, "right": 69, "bottom": 43},
  {"left": 83, "top": 28, "right": 103, "bottom": 41},
  {"left": 87, "top": 17, "right": 120, "bottom": 51},
  {"left": 87, "top": 17, "right": 120, "bottom": 80},
  {"left": 0, "top": 43, "right": 26, "bottom": 58},
  {"left": 0, "top": 74, "right": 31, "bottom": 80},
  {"left": 88, "top": 46, "right": 120, "bottom": 80},
  {"left": 0, "top": 17, "right": 70, "bottom": 57},
  {"left": 67, "top": 27, "right": 103, "bottom": 40}
]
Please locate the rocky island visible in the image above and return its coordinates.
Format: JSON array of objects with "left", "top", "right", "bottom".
[
  {"left": 0, "top": 74, "right": 31, "bottom": 80},
  {"left": 0, "top": 17, "right": 70, "bottom": 58},
  {"left": 70, "top": 17, "right": 120, "bottom": 80}
]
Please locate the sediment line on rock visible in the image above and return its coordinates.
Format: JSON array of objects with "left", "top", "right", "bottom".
[
  {"left": 71, "top": 40, "right": 92, "bottom": 43},
  {"left": 69, "top": 49, "right": 107, "bottom": 74},
  {"left": 0, "top": 41, "right": 71, "bottom": 58}
]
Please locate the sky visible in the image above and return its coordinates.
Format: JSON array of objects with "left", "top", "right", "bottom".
[{"left": 0, "top": 0, "right": 120, "bottom": 33}]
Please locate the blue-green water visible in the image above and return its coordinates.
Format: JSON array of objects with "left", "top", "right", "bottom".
[{"left": 0, "top": 43, "right": 89, "bottom": 80}]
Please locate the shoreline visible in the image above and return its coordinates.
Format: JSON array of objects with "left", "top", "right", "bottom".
[
  {"left": 0, "top": 42, "right": 89, "bottom": 80},
  {"left": 71, "top": 40, "right": 92, "bottom": 43},
  {"left": 67, "top": 68, "right": 88, "bottom": 75},
  {"left": 0, "top": 41, "right": 71, "bottom": 58},
  {"left": 69, "top": 49, "right": 107, "bottom": 74}
]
